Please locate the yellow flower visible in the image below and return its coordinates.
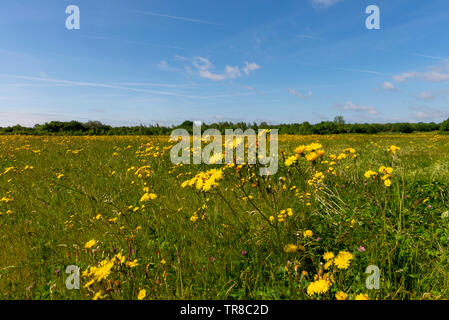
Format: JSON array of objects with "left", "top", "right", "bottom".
[
  {"left": 355, "top": 294, "right": 369, "bottom": 300},
  {"left": 84, "top": 239, "right": 96, "bottom": 249},
  {"left": 387, "top": 145, "right": 400, "bottom": 154},
  {"left": 140, "top": 193, "right": 157, "bottom": 202},
  {"left": 307, "top": 279, "right": 331, "bottom": 296},
  {"left": 137, "top": 289, "right": 146, "bottom": 300},
  {"left": 115, "top": 253, "right": 125, "bottom": 264},
  {"left": 303, "top": 230, "right": 313, "bottom": 238},
  {"left": 384, "top": 179, "right": 392, "bottom": 187},
  {"left": 285, "top": 155, "right": 298, "bottom": 167},
  {"left": 57, "top": 173, "right": 64, "bottom": 179},
  {"left": 316, "top": 149, "right": 325, "bottom": 158},
  {"left": 323, "top": 252, "right": 334, "bottom": 261},
  {"left": 364, "top": 170, "right": 378, "bottom": 179},
  {"left": 334, "top": 251, "right": 353, "bottom": 270},
  {"left": 295, "top": 145, "right": 306, "bottom": 154},
  {"left": 306, "top": 142, "right": 323, "bottom": 151},
  {"left": 379, "top": 166, "right": 393, "bottom": 174},
  {"left": 305, "top": 152, "right": 318, "bottom": 162},
  {"left": 92, "top": 291, "right": 102, "bottom": 300},
  {"left": 126, "top": 259, "right": 139, "bottom": 268},
  {"left": 324, "top": 260, "right": 333, "bottom": 270},
  {"left": 344, "top": 148, "right": 356, "bottom": 154},
  {"left": 336, "top": 291, "right": 348, "bottom": 300},
  {"left": 283, "top": 244, "right": 298, "bottom": 253}
]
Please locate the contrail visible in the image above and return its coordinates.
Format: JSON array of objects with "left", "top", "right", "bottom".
[{"left": 132, "top": 10, "right": 223, "bottom": 26}]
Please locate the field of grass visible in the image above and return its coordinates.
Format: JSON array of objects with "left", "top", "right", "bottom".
[{"left": 1, "top": 133, "right": 449, "bottom": 300}]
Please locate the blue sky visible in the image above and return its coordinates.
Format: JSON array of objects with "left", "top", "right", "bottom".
[{"left": 1, "top": 0, "right": 449, "bottom": 126}]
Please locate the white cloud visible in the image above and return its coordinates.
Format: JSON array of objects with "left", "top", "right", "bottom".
[
  {"left": 417, "top": 92, "right": 434, "bottom": 100},
  {"left": 393, "top": 70, "right": 449, "bottom": 83},
  {"left": 191, "top": 57, "right": 258, "bottom": 81},
  {"left": 192, "top": 57, "right": 225, "bottom": 81},
  {"left": 311, "top": 0, "right": 343, "bottom": 8},
  {"left": 157, "top": 60, "right": 180, "bottom": 72},
  {"left": 288, "top": 88, "right": 312, "bottom": 99},
  {"left": 336, "top": 101, "right": 379, "bottom": 115},
  {"left": 381, "top": 81, "right": 397, "bottom": 91},
  {"left": 225, "top": 65, "right": 241, "bottom": 79},
  {"left": 243, "top": 62, "right": 261, "bottom": 75},
  {"left": 410, "top": 106, "right": 449, "bottom": 122}
]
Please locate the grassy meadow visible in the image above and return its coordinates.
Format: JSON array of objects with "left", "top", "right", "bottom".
[{"left": 1, "top": 132, "right": 449, "bottom": 300}]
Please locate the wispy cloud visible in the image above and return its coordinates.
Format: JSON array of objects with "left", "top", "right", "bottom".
[
  {"left": 157, "top": 60, "right": 181, "bottom": 72},
  {"left": 190, "top": 57, "right": 259, "bottom": 81},
  {"left": 311, "top": 0, "right": 343, "bottom": 8},
  {"left": 243, "top": 62, "right": 261, "bottom": 75},
  {"left": 83, "top": 35, "right": 188, "bottom": 50},
  {"left": 300, "top": 62, "right": 391, "bottom": 77},
  {"left": 381, "top": 81, "right": 398, "bottom": 92},
  {"left": 113, "top": 82, "right": 192, "bottom": 88},
  {"left": 132, "top": 10, "right": 222, "bottom": 26},
  {"left": 394, "top": 70, "right": 449, "bottom": 83},
  {"left": 0, "top": 111, "right": 68, "bottom": 127},
  {"left": 192, "top": 57, "right": 228, "bottom": 81},
  {"left": 393, "top": 62, "right": 449, "bottom": 83},
  {"left": 288, "top": 88, "right": 312, "bottom": 99},
  {"left": 410, "top": 53, "right": 449, "bottom": 62},
  {"left": 417, "top": 91, "right": 434, "bottom": 100},
  {"left": 410, "top": 106, "right": 449, "bottom": 122},
  {"left": 0, "top": 74, "right": 212, "bottom": 100},
  {"left": 336, "top": 101, "right": 379, "bottom": 115},
  {"left": 416, "top": 88, "right": 449, "bottom": 100},
  {"left": 298, "top": 34, "right": 323, "bottom": 41}
]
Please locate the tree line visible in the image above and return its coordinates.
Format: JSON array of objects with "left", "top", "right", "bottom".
[{"left": 1, "top": 117, "right": 448, "bottom": 136}]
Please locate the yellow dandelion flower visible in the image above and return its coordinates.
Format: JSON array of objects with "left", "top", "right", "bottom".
[
  {"left": 283, "top": 244, "right": 298, "bottom": 253},
  {"left": 303, "top": 230, "right": 313, "bottom": 238},
  {"left": 305, "top": 152, "right": 318, "bottom": 162},
  {"left": 140, "top": 193, "right": 157, "bottom": 202},
  {"left": 364, "top": 170, "right": 378, "bottom": 179},
  {"left": 137, "top": 289, "right": 146, "bottom": 300},
  {"left": 324, "top": 260, "right": 333, "bottom": 270},
  {"left": 307, "top": 279, "right": 331, "bottom": 296},
  {"left": 84, "top": 239, "right": 96, "bottom": 249},
  {"left": 334, "top": 251, "right": 353, "bottom": 270},
  {"left": 126, "top": 259, "right": 139, "bottom": 268},
  {"left": 336, "top": 291, "right": 348, "bottom": 300},
  {"left": 323, "top": 252, "right": 334, "bottom": 261},
  {"left": 92, "top": 291, "right": 102, "bottom": 300},
  {"left": 355, "top": 294, "right": 369, "bottom": 300}
]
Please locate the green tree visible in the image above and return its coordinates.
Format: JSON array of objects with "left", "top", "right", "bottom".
[{"left": 441, "top": 118, "right": 449, "bottom": 132}]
